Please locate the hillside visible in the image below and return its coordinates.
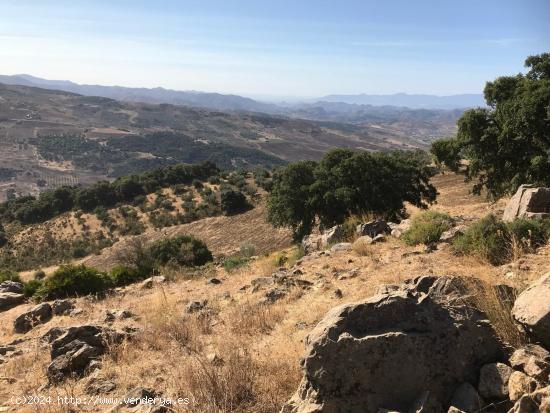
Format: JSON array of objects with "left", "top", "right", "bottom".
[
  {"left": 1, "top": 173, "right": 549, "bottom": 413},
  {"left": 0, "top": 83, "right": 437, "bottom": 201}
]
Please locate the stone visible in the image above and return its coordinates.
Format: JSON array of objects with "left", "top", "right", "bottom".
[
  {"left": 207, "top": 278, "right": 222, "bottom": 285},
  {"left": 52, "top": 299, "right": 75, "bottom": 316},
  {"left": 251, "top": 277, "right": 275, "bottom": 288},
  {"left": 0, "top": 292, "right": 25, "bottom": 312},
  {"left": 140, "top": 276, "right": 166, "bottom": 289},
  {"left": 85, "top": 377, "right": 117, "bottom": 395},
  {"left": 261, "top": 288, "right": 287, "bottom": 304},
  {"left": 186, "top": 300, "right": 208, "bottom": 314},
  {"left": 301, "top": 234, "right": 322, "bottom": 255},
  {"left": 510, "top": 345, "right": 550, "bottom": 382},
  {"left": 450, "top": 382, "right": 484, "bottom": 412},
  {"left": 330, "top": 242, "right": 353, "bottom": 252},
  {"left": 512, "top": 273, "right": 550, "bottom": 349},
  {"left": 439, "top": 226, "right": 466, "bottom": 243},
  {"left": 508, "top": 394, "right": 539, "bottom": 413},
  {"left": 47, "top": 325, "right": 126, "bottom": 383},
  {"left": 13, "top": 303, "right": 53, "bottom": 333},
  {"left": 42, "top": 327, "right": 67, "bottom": 344},
  {"left": 332, "top": 289, "right": 343, "bottom": 299},
  {"left": 508, "top": 371, "right": 538, "bottom": 402},
  {"left": 356, "top": 220, "right": 391, "bottom": 237},
  {"left": 372, "top": 234, "right": 386, "bottom": 243},
  {"left": 104, "top": 309, "right": 133, "bottom": 322},
  {"left": 283, "top": 276, "right": 505, "bottom": 413},
  {"left": 322, "top": 225, "right": 346, "bottom": 246},
  {"left": 390, "top": 219, "right": 412, "bottom": 239},
  {"left": 503, "top": 185, "right": 550, "bottom": 222},
  {"left": 206, "top": 353, "right": 224, "bottom": 366},
  {"left": 0, "top": 281, "right": 24, "bottom": 294},
  {"left": 478, "top": 363, "right": 513, "bottom": 400}
]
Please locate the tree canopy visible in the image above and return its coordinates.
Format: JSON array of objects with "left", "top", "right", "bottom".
[
  {"left": 267, "top": 149, "right": 437, "bottom": 239},
  {"left": 431, "top": 53, "right": 550, "bottom": 198}
]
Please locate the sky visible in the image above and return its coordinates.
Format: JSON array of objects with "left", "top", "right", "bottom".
[{"left": 1, "top": 0, "right": 549, "bottom": 99}]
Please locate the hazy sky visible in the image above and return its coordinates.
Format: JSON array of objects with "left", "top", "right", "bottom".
[{"left": 1, "top": 0, "right": 549, "bottom": 99}]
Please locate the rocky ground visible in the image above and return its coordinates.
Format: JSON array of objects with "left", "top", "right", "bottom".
[{"left": 1, "top": 173, "right": 549, "bottom": 413}]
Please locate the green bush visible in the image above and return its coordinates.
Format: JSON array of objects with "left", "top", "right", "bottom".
[
  {"left": 23, "top": 279, "right": 43, "bottom": 297},
  {"left": 507, "top": 218, "right": 550, "bottom": 249},
  {"left": 223, "top": 256, "right": 250, "bottom": 272},
  {"left": 0, "top": 269, "right": 21, "bottom": 283},
  {"left": 221, "top": 190, "right": 251, "bottom": 215},
  {"left": 110, "top": 265, "right": 148, "bottom": 287},
  {"left": 402, "top": 211, "right": 453, "bottom": 245},
  {"left": 452, "top": 215, "right": 550, "bottom": 265},
  {"left": 452, "top": 215, "right": 511, "bottom": 265},
  {"left": 148, "top": 235, "right": 213, "bottom": 267},
  {"left": 35, "top": 265, "right": 113, "bottom": 300}
]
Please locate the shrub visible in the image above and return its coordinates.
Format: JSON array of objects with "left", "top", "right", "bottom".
[
  {"left": 110, "top": 265, "right": 148, "bottom": 287},
  {"left": 0, "top": 269, "right": 21, "bottom": 283},
  {"left": 402, "top": 211, "right": 453, "bottom": 245},
  {"left": 239, "top": 242, "right": 256, "bottom": 258},
  {"left": 35, "top": 265, "right": 113, "bottom": 300},
  {"left": 452, "top": 215, "right": 511, "bottom": 265},
  {"left": 453, "top": 215, "right": 550, "bottom": 265},
  {"left": 23, "top": 279, "right": 43, "bottom": 297},
  {"left": 148, "top": 235, "right": 213, "bottom": 267},
  {"left": 221, "top": 190, "right": 251, "bottom": 215},
  {"left": 223, "top": 256, "right": 250, "bottom": 272}
]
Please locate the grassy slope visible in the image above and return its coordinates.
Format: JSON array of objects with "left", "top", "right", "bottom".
[{"left": 1, "top": 173, "right": 549, "bottom": 412}]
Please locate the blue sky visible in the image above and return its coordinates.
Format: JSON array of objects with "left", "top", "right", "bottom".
[{"left": 1, "top": 0, "right": 548, "bottom": 99}]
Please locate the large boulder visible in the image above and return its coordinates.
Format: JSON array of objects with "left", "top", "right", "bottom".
[
  {"left": 282, "top": 276, "right": 506, "bottom": 413},
  {"left": 47, "top": 325, "right": 127, "bottom": 383},
  {"left": 0, "top": 292, "right": 25, "bottom": 312},
  {"left": 0, "top": 281, "right": 24, "bottom": 294},
  {"left": 13, "top": 303, "right": 53, "bottom": 333},
  {"left": 509, "top": 344, "right": 550, "bottom": 382},
  {"left": 512, "top": 273, "right": 550, "bottom": 349},
  {"left": 321, "top": 225, "right": 346, "bottom": 246},
  {"left": 503, "top": 185, "right": 550, "bottom": 222}
]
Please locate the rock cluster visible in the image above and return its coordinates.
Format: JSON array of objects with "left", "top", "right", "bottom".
[
  {"left": 283, "top": 275, "right": 550, "bottom": 413},
  {"left": 46, "top": 325, "right": 127, "bottom": 383},
  {"left": 0, "top": 281, "right": 25, "bottom": 312},
  {"left": 503, "top": 185, "right": 550, "bottom": 222}
]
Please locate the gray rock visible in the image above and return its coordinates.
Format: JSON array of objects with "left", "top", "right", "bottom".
[
  {"left": 207, "top": 278, "right": 222, "bottom": 285},
  {"left": 301, "top": 234, "right": 322, "bottom": 255},
  {"left": 84, "top": 377, "right": 117, "bottom": 395},
  {"left": 140, "top": 276, "right": 166, "bottom": 289},
  {"left": 52, "top": 299, "right": 75, "bottom": 316},
  {"left": 330, "top": 242, "right": 353, "bottom": 252},
  {"left": 261, "top": 288, "right": 287, "bottom": 304},
  {"left": 478, "top": 363, "right": 513, "bottom": 400},
  {"left": 450, "top": 382, "right": 484, "bottom": 413},
  {"left": 186, "top": 300, "right": 208, "bottom": 314},
  {"left": 356, "top": 220, "right": 391, "bottom": 237},
  {"left": 510, "top": 345, "right": 550, "bottom": 382},
  {"left": 322, "top": 225, "right": 346, "bottom": 245},
  {"left": 251, "top": 277, "right": 275, "bottom": 289},
  {"left": 507, "top": 394, "right": 539, "bottom": 413},
  {"left": 283, "top": 276, "right": 505, "bottom": 413},
  {"left": 47, "top": 325, "right": 126, "bottom": 383},
  {"left": 0, "top": 292, "right": 25, "bottom": 312},
  {"left": 42, "top": 327, "right": 67, "bottom": 343},
  {"left": 439, "top": 226, "right": 466, "bottom": 243},
  {"left": 390, "top": 219, "right": 412, "bottom": 239},
  {"left": 503, "top": 185, "right": 550, "bottom": 222},
  {"left": 14, "top": 303, "right": 53, "bottom": 333},
  {"left": 0, "top": 281, "right": 24, "bottom": 294},
  {"left": 512, "top": 273, "right": 550, "bottom": 349}
]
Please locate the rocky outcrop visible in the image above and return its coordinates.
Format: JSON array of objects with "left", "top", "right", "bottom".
[
  {"left": 282, "top": 276, "right": 506, "bottom": 413},
  {"left": 389, "top": 219, "right": 411, "bottom": 238},
  {"left": 0, "top": 291, "right": 25, "bottom": 312},
  {"left": 13, "top": 303, "right": 53, "bottom": 333},
  {"left": 356, "top": 220, "right": 390, "bottom": 237},
  {"left": 302, "top": 225, "right": 346, "bottom": 254},
  {"left": 0, "top": 281, "right": 24, "bottom": 294},
  {"left": 47, "top": 325, "right": 127, "bottom": 383},
  {"left": 503, "top": 185, "right": 550, "bottom": 222},
  {"left": 52, "top": 299, "right": 76, "bottom": 316},
  {"left": 512, "top": 273, "right": 550, "bottom": 349}
]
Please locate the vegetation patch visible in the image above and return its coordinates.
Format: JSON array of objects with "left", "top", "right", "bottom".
[
  {"left": 147, "top": 235, "right": 213, "bottom": 268},
  {"left": 402, "top": 211, "right": 453, "bottom": 245},
  {"left": 35, "top": 265, "right": 113, "bottom": 300},
  {"left": 452, "top": 215, "right": 550, "bottom": 265}
]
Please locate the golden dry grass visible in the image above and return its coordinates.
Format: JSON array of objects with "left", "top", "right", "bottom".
[{"left": 1, "top": 173, "right": 550, "bottom": 412}]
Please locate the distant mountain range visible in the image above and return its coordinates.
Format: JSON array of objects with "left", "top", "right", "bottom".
[
  {"left": 0, "top": 74, "right": 280, "bottom": 113},
  {"left": 319, "top": 93, "right": 485, "bottom": 109},
  {"left": 0, "top": 74, "right": 484, "bottom": 112}
]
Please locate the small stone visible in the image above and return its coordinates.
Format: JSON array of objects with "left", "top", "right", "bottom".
[
  {"left": 332, "top": 289, "right": 343, "bottom": 299},
  {"left": 478, "top": 362, "right": 513, "bottom": 399},
  {"left": 207, "top": 278, "right": 222, "bottom": 285},
  {"left": 508, "top": 371, "right": 538, "bottom": 402},
  {"left": 186, "top": 300, "right": 208, "bottom": 313}
]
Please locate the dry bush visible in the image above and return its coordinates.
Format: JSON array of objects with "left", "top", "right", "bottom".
[
  {"left": 462, "top": 277, "right": 524, "bottom": 348},
  {"left": 352, "top": 237, "right": 375, "bottom": 257},
  {"left": 226, "top": 301, "right": 285, "bottom": 336}
]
